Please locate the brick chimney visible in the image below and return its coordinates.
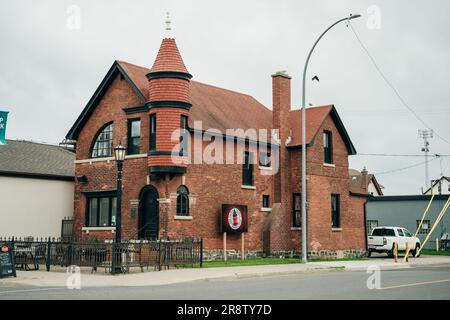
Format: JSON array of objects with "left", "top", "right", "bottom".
[
  {"left": 269, "top": 71, "right": 293, "bottom": 252},
  {"left": 271, "top": 71, "right": 291, "bottom": 204},
  {"left": 361, "top": 167, "right": 369, "bottom": 191},
  {"left": 272, "top": 71, "right": 291, "bottom": 133}
]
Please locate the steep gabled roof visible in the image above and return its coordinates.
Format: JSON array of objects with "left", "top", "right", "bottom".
[
  {"left": 289, "top": 105, "right": 357, "bottom": 155},
  {"left": 423, "top": 176, "right": 450, "bottom": 194},
  {"left": 349, "top": 169, "right": 384, "bottom": 196},
  {"left": 0, "top": 140, "right": 75, "bottom": 180},
  {"left": 66, "top": 61, "right": 146, "bottom": 140}
]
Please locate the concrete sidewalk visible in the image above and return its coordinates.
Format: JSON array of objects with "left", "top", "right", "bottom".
[{"left": 1, "top": 255, "right": 449, "bottom": 288}]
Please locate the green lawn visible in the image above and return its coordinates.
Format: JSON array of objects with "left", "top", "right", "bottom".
[
  {"left": 202, "top": 258, "right": 301, "bottom": 268},
  {"left": 422, "top": 249, "right": 450, "bottom": 256},
  {"left": 309, "top": 257, "right": 369, "bottom": 262},
  {"left": 202, "top": 257, "right": 367, "bottom": 268}
]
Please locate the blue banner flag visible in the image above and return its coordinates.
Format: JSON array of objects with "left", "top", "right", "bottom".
[{"left": 0, "top": 111, "right": 9, "bottom": 145}]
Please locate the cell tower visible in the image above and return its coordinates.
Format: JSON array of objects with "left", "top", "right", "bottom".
[{"left": 418, "top": 129, "right": 434, "bottom": 190}]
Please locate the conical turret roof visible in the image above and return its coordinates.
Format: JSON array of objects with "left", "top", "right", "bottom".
[{"left": 149, "top": 38, "right": 189, "bottom": 74}]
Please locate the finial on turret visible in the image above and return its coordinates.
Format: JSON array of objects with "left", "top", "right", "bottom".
[{"left": 165, "top": 12, "right": 172, "bottom": 38}]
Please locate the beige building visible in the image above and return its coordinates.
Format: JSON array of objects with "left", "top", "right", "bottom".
[{"left": 0, "top": 140, "right": 75, "bottom": 238}]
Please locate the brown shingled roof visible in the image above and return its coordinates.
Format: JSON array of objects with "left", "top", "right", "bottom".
[
  {"left": 149, "top": 38, "right": 189, "bottom": 74},
  {"left": 117, "top": 61, "right": 272, "bottom": 133},
  {"left": 289, "top": 106, "right": 333, "bottom": 146}
]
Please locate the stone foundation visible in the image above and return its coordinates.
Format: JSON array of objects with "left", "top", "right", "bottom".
[{"left": 203, "top": 249, "right": 367, "bottom": 261}]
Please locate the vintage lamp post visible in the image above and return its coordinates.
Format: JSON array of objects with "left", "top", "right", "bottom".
[{"left": 112, "top": 143, "right": 126, "bottom": 274}]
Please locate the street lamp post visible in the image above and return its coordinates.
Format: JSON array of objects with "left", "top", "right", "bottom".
[
  {"left": 301, "top": 14, "right": 361, "bottom": 263},
  {"left": 112, "top": 143, "right": 126, "bottom": 274}
]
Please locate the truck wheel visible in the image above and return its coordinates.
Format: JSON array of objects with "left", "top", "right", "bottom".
[
  {"left": 412, "top": 244, "right": 421, "bottom": 257},
  {"left": 367, "top": 250, "right": 372, "bottom": 258}
]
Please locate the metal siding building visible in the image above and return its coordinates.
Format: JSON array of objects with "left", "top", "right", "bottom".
[{"left": 366, "top": 195, "right": 450, "bottom": 249}]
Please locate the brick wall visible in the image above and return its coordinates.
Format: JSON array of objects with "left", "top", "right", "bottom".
[
  {"left": 287, "top": 115, "right": 366, "bottom": 253},
  {"left": 71, "top": 67, "right": 365, "bottom": 255}
]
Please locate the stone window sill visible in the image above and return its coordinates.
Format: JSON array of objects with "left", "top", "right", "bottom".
[
  {"left": 291, "top": 227, "right": 302, "bottom": 231},
  {"left": 75, "top": 154, "right": 146, "bottom": 164},
  {"left": 260, "top": 208, "right": 272, "bottom": 212},
  {"left": 75, "top": 157, "right": 114, "bottom": 164},
  {"left": 82, "top": 227, "right": 116, "bottom": 234},
  {"left": 259, "top": 166, "right": 272, "bottom": 171},
  {"left": 241, "top": 185, "right": 256, "bottom": 190},
  {"left": 125, "top": 154, "right": 147, "bottom": 159},
  {"left": 174, "top": 216, "right": 193, "bottom": 221},
  {"left": 323, "top": 163, "right": 336, "bottom": 168},
  {"left": 332, "top": 228, "right": 343, "bottom": 232}
]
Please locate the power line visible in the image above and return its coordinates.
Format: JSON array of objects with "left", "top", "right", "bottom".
[
  {"left": 357, "top": 153, "right": 450, "bottom": 158},
  {"left": 373, "top": 157, "right": 440, "bottom": 176},
  {"left": 348, "top": 22, "right": 450, "bottom": 146}
]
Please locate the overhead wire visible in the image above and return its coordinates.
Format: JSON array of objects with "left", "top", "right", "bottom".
[{"left": 348, "top": 21, "right": 450, "bottom": 146}]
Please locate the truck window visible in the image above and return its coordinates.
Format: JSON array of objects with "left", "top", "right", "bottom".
[
  {"left": 372, "top": 228, "right": 382, "bottom": 236},
  {"left": 372, "top": 228, "right": 396, "bottom": 236},
  {"left": 397, "top": 229, "right": 404, "bottom": 236},
  {"left": 385, "top": 229, "right": 395, "bottom": 236},
  {"left": 404, "top": 230, "right": 412, "bottom": 237}
]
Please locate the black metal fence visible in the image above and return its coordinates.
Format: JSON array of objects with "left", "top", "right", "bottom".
[{"left": 0, "top": 237, "right": 203, "bottom": 274}]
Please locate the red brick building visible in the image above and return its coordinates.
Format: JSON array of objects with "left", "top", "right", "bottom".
[{"left": 66, "top": 35, "right": 368, "bottom": 258}]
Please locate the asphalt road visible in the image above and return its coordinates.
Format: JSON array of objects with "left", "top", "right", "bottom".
[{"left": 1, "top": 264, "right": 450, "bottom": 300}]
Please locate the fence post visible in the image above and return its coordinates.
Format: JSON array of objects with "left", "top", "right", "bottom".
[
  {"left": 200, "top": 238, "right": 203, "bottom": 268},
  {"left": 11, "top": 237, "right": 15, "bottom": 253},
  {"left": 68, "top": 242, "right": 74, "bottom": 266},
  {"left": 46, "top": 238, "right": 51, "bottom": 272},
  {"left": 157, "top": 240, "right": 162, "bottom": 271}
]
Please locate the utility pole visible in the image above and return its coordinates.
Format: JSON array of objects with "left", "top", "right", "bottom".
[{"left": 419, "top": 129, "right": 433, "bottom": 191}]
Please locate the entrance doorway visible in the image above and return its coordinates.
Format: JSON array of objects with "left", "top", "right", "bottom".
[{"left": 138, "top": 186, "right": 159, "bottom": 240}]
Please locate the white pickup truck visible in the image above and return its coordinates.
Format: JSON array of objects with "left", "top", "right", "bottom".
[{"left": 367, "top": 226, "right": 421, "bottom": 258}]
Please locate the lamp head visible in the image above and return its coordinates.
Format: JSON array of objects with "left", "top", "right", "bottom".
[
  {"left": 348, "top": 14, "right": 362, "bottom": 20},
  {"left": 114, "top": 143, "right": 126, "bottom": 162}
]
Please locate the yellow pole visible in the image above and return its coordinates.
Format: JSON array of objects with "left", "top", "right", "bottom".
[
  {"left": 416, "top": 197, "right": 450, "bottom": 257},
  {"left": 405, "top": 242, "right": 409, "bottom": 262},
  {"left": 404, "top": 193, "right": 436, "bottom": 262},
  {"left": 241, "top": 233, "right": 245, "bottom": 260},
  {"left": 436, "top": 238, "right": 439, "bottom": 252},
  {"left": 223, "top": 232, "right": 227, "bottom": 262},
  {"left": 394, "top": 241, "right": 398, "bottom": 263}
]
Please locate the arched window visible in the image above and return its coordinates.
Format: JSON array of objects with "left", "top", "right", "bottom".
[
  {"left": 176, "top": 186, "right": 189, "bottom": 216},
  {"left": 91, "top": 123, "right": 114, "bottom": 158}
]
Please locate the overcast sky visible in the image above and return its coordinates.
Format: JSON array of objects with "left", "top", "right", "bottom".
[{"left": 1, "top": 0, "right": 449, "bottom": 195}]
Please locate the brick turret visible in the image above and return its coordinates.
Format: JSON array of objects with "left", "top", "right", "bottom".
[{"left": 146, "top": 37, "right": 192, "bottom": 175}]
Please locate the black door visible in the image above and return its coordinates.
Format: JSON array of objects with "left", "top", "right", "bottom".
[{"left": 139, "top": 187, "right": 159, "bottom": 240}]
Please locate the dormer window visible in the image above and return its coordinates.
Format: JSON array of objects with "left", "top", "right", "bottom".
[{"left": 91, "top": 123, "right": 114, "bottom": 158}]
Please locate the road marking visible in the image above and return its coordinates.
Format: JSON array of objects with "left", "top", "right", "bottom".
[
  {"left": 0, "top": 287, "right": 64, "bottom": 295},
  {"left": 380, "top": 279, "right": 450, "bottom": 290}
]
